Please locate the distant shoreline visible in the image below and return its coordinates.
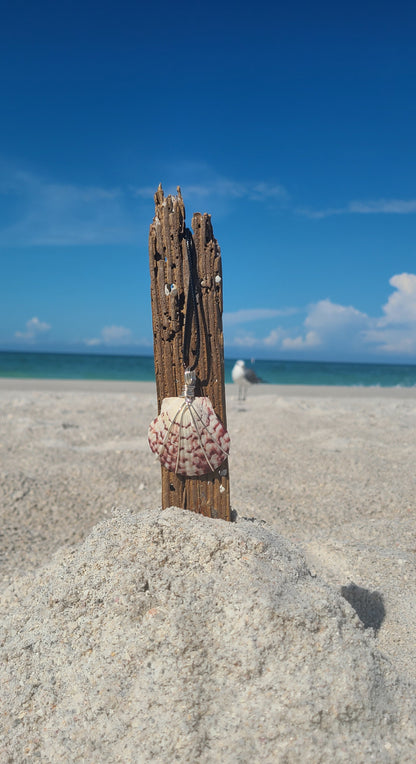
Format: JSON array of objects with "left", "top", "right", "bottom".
[
  {"left": 2, "top": 351, "right": 416, "bottom": 387},
  {"left": 1, "top": 377, "right": 416, "bottom": 398}
]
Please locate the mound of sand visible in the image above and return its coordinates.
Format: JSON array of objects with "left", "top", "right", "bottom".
[{"left": 1, "top": 507, "right": 415, "bottom": 762}]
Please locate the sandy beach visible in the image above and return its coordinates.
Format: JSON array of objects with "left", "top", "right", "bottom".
[{"left": 1, "top": 379, "right": 415, "bottom": 761}]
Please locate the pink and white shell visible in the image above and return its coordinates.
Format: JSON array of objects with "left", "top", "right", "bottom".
[{"left": 148, "top": 396, "right": 230, "bottom": 476}]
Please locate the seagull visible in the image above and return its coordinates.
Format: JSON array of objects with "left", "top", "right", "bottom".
[{"left": 231, "top": 360, "right": 263, "bottom": 401}]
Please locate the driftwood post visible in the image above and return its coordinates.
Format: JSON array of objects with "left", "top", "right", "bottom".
[{"left": 148, "top": 184, "right": 231, "bottom": 521}]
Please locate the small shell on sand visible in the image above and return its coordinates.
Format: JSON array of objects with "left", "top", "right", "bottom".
[{"left": 148, "top": 397, "right": 230, "bottom": 476}]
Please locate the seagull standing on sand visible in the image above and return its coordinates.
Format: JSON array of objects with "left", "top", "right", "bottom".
[{"left": 231, "top": 360, "right": 263, "bottom": 401}]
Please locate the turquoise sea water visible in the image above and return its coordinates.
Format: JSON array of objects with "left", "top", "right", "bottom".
[{"left": 1, "top": 351, "right": 416, "bottom": 387}]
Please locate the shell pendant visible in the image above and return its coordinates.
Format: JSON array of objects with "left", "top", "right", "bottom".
[{"left": 148, "top": 370, "right": 230, "bottom": 477}]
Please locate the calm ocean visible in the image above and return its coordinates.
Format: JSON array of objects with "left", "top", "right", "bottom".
[{"left": 1, "top": 351, "right": 416, "bottom": 387}]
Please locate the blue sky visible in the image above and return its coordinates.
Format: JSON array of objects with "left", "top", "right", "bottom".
[{"left": 1, "top": 0, "right": 416, "bottom": 362}]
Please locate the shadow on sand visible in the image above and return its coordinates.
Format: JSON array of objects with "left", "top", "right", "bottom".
[{"left": 341, "top": 583, "right": 386, "bottom": 633}]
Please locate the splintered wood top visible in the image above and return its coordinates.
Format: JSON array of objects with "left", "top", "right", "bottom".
[{"left": 148, "top": 185, "right": 231, "bottom": 520}]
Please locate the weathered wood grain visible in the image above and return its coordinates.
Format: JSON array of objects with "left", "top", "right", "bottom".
[{"left": 148, "top": 184, "right": 231, "bottom": 519}]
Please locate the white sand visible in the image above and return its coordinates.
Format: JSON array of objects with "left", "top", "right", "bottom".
[{"left": 1, "top": 380, "right": 415, "bottom": 761}]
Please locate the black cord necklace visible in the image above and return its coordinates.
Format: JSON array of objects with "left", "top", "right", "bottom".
[
  {"left": 182, "top": 228, "right": 201, "bottom": 373},
  {"left": 148, "top": 227, "right": 230, "bottom": 476}
]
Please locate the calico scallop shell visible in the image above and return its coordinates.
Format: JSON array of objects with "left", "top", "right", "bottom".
[{"left": 148, "top": 396, "right": 230, "bottom": 477}]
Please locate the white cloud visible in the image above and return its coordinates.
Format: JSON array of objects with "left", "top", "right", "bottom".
[
  {"left": 296, "top": 206, "right": 344, "bottom": 220},
  {"left": 132, "top": 162, "right": 289, "bottom": 207},
  {"left": 361, "top": 273, "right": 416, "bottom": 354},
  {"left": 101, "top": 326, "right": 133, "bottom": 344},
  {"left": 378, "top": 273, "right": 416, "bottom": 325},
  {"left": 231, "top": 332, "right": 257, "bottom": 347},
  {"left": 363, "top": 327, "right": 416, "bottom": 355},
  {"left": 228, "top": 274, "right": 416, "bottom": 359},
  {"left": 298, "top": 199, "right": 416, "bottom": 219},
  {"left": 133, "top": 185, "right": 159, "bottom": 199},
  {"left": 223, "top": 307, "right": 296, "bottom": 327},
  {"left": 230, "top": 326, "right": 290, "bottom": 349},
  {"left": 285, "top": 299, "right": 371, "bottom": 354},
  {"left": 15, "top": 316, "right": 51, "bottom": 340},
  {"left": 263, "top": 327, "right": 286, "bottom": 347},
  {"left": 85, "top": 325, "right": 134, "bottom": 347},
  {"left": 1, "top": 160, "right": 289, "bottom": 248},
  {"left": 84, "top": 338, "right": 102, "bottom": 347},
  {"left": 229, "top": 300, "right": 370, "bottom": 352},
  {"left": 0, "top": 164, "right": 141, "bottom": 246},
  {"left": 262, "top": 327, "right": 319, "bottom": 348},
  {"left": 3, "top": 158, "right": 415, "bottom": 252},
  {"left": 349, "top": 199, "right": 416, "bottom": 215},
  {"left": 304, "top": 299, "right": 369, "bottom": 333},
  {"left": 282, "top": 331, "right": 321, "bottom": 349}
]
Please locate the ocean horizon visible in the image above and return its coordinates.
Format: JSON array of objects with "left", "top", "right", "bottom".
[{"left": 1, "top": 350, "right": 416, "bottom": 387}]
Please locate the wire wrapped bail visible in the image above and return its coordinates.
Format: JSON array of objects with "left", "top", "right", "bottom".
[{"left": 182, "top": 368, "right": 196, "bottom": 402}]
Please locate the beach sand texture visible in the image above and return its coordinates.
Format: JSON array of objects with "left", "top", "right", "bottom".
[{"left": 1, "top": 381, "right": 415, "bottom": 761}]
